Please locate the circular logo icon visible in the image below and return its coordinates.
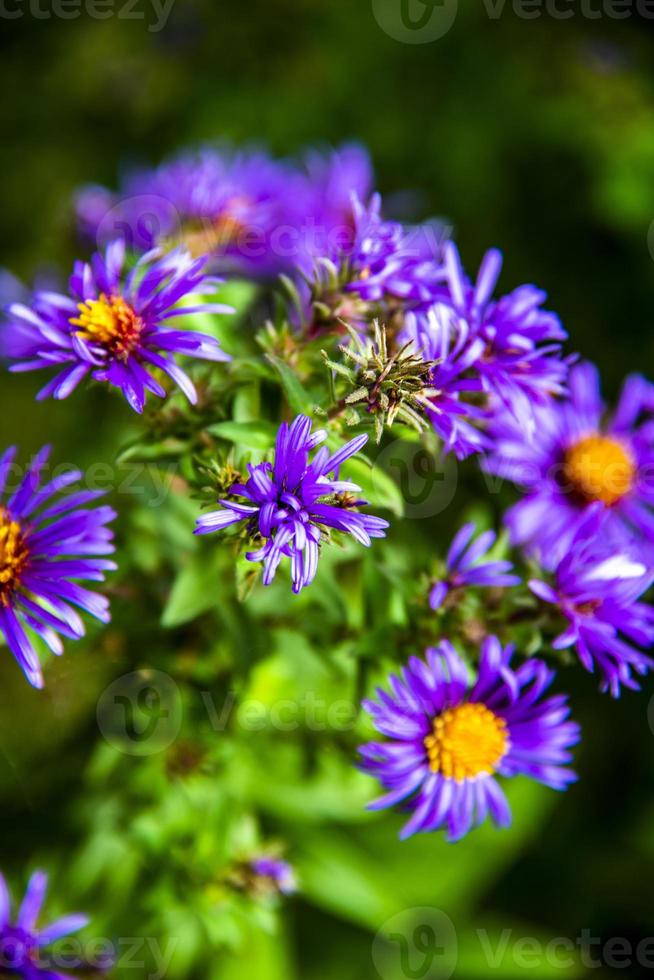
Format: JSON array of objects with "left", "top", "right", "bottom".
[
  {"left": 372, "top": 0, "right": 458, "bottom": 44},
  {"left": 373, "top": 908, "right": 458, "bottom": 980},
  {"left": 373, "top": 438, "right": 458, "bottom": 519},
  {"left": 95, "top": 195, "right": 181, "bottom": 252},
  {"left": 97, "top": 670, "right": 182, "bottom": 756}
]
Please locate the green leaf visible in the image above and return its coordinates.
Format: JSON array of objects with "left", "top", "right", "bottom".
[
  {"left": 345, "top": 456, "right": 405, "bottom": 517},
  {"left": 213, "top": 922, "right": 295, "bottom": 980},
  {"left": 161, "top": 549, "right": 222, "bottom": 627},
  {"left": 116, "top": 439, "right": 186, "bottom": 465},
  {"left": 265, "top": 354, "right": 313, "bottom": 414},
  {"left": 216, "top": 279, "right": 259, "bottom": 316},
  {"left": 293, "top": 779, "right": 568, "bottom": 932},
  {"left": 185, "top": 281, "right": 258, "bottom": 355},
  {"left": 208, "top": 420, "right": 277, "bottom": 451}
]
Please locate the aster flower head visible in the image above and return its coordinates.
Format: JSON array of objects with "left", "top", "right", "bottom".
[
  {"left": 322, "top": 320, "right": 437, "bottom": 443},
  {"left": 85, "top": 149, "right": 229, "bottom": 254},
  {"left": 195, "top": 415, "right": 389, "bottom": 593},
  {"left": 485, "top": 362, "right": 654, "bottom": 568},
  {"left": 343, "top": 194, "right": 441, "bottom": 307},
  {"left": 530, "top": 509, "right": 654, "bottom": 696},
  {"left": 295, "top": 194, "right": 443, "bottom": 335},
  {"left": 0, "top": 445, "right": 115, "bottom": 689},
  {"left": 303, "top": 143, "right": 374, "bottom": 235},
  {"left": 359, "top": 638, "right": 579, "bottom": 841},
  {"left": 430, "top": 242, "right": 569, "bottom": 427},
  {"left": 429, "top": 522, "right": 520, "bottom": 610},
  {"left": 3, "top": 240, "right": 232, "bottom": 413},
  {"left": 83, "top": 146, "right": 311, "bottom": 276},
  {"left": 401, "top": 305, "right": 490, "bottom": 459},
  {"left": 73, "top": 183, "right": 117, "bottom": 246},
  {"left": 0, "top": 869, "right": 96, "bottom": 978}
]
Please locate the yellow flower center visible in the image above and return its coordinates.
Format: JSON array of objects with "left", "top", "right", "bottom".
[
  {"left": 563, "top": 433, "right": 635, "bottom": 506},
  {"left": 70, "top": 294, "right": 144, "bottom": 360},
  {"left": 424, "top": 702, "right": 508, "bottom": 781},
  {"left": 0, "top": 507, "right": 29, "bottom": 604}
]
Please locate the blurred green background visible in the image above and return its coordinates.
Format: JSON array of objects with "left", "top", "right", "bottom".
[{"left": 1, "top": 2, "right": 654, "bottom": 978}]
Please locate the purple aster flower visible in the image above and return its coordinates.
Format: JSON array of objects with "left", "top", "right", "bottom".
[
  {"left": 303, "top": 143, "right": 374, "bottom": 237},
  {"left": 529, "top": 509, "right": 654, "bottom": 696},
  {"left": 81, "top": 146, "right": 311, "bottom": 277},
  {"left": 402, "top": 305, "right": 490, "bottom": 459},
  {"left": 344, "top": 194, "right": 442, "bottom": 307},
  {"left": 81, "top": 150, "right": 228, "bottom": 255},
  {"left": 0, "top": 270, "right": 30, "bottom": 312},
  {"left": 429, "top": 522, "right": 520, "bottom": 609},
  {"left": 359, "top": 637, "right": 579, "bottom": 841},
  {"left": 250, "top": 857, "right": 297, "bottom": 896},
  {"left": 295, "top": 194, "right": 444, "bottom": 336},
  {"left": 484, "top": 362, "right": 654, "bottom": 568},
  {"left": 3, "top": 240, "right": 232, "bottom": 413},
  {"left": 195, "top": 415, "right": 389, "bottom": 593},
  {"left": 0, "top": 869, "right": 96, "bottom": 978},
  {"left": 426, "top": 242, "right": 569, "bottom": 428},
  {"left": 73, "top": 184, "right": 117, "bottom": 246},
  {"left": 0, "top": 445, "right": 116, "bottom": 689}
]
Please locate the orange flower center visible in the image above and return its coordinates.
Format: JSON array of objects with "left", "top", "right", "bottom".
[
  {"left": 563, "top": 433, "right": 635, "bottom": 506},
  {"left": 0, "top": 507, "right": 29, "bottom": 604},
  {"left": 178, "top": 217, "right": 248, "bottom": 258},
  {"left": 424, "top": 702, "right": 508, "bottom": 781},
  {"left": 70, "top": 294, "right": 144, "bottom": 360},
  {"left": 212, "top": 210, "right": 249, "bottom": 246}
]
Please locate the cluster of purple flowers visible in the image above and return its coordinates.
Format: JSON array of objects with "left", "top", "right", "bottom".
[
  {"left": 484, "top": 361, "right": 654, "bottom": 696},
  {"left": 70, "top": 142, "right": 576, "bottom": 458},
  {"left": 360, "top": 355, "right": 654, "bottom": 837},
  {"left": 394, "top": 242, "right": 570, "bottom": 457},
  {"left": 1, "top": 138, "right": 653, "bottom": 852},
  {"left": 530, "top": 510, "right": 654, "bottom": 697},
  {"left": 75, "top": 143, "right": 375, "bottom": 278},
  {"left": 301, "top": 217, "right": 570, "bottom": 458}
]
